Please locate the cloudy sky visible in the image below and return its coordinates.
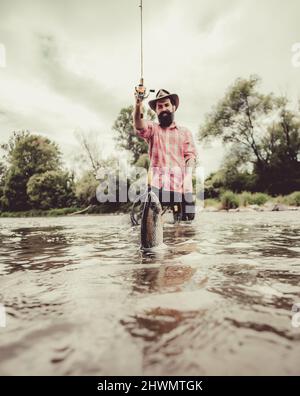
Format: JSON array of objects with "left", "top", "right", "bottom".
[{"left": 0, "top": 0, "right": 299, "bottom": 176}]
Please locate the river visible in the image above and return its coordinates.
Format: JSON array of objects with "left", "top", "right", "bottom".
[{"left": 0, "top": 211, "right": 299, "bottom": 375}]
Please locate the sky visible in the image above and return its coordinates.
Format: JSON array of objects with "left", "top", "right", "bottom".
[{"left": 0, "top": 0, "right": 299, "bottom": 177}]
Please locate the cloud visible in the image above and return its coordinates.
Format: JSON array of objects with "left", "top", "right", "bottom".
[
  {"left": 36, "top": 34, "right": 123, "bottom": 120},
  {"left": 0, "top": 0, "right": 299, "bottom": 175}
]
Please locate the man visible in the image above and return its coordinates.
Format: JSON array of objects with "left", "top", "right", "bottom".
[{"left": 133, "top": 88, "right": 197, "bottom": 221}]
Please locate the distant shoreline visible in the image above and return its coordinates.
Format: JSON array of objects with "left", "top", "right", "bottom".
[
  {"left": 0, "top": 202, "right": 299, "bottom": 218},
  {"left": 202, "top": 202, "right": 300, "bottom": 213}
]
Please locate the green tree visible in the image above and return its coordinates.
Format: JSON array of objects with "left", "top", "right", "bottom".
[
  {"left": 2, "top": 131, "right": 61, "bottom": 178},
  {"left": 204, "top": 170, "right": 225, "bottom": 198},
  {"left": 75, "top": 170, "right": 99, "bottom": 206},
  {"left": 0, "top": 131, "right": 66, "bottom": 210},
  {"left": 27, "top": 170, "right": 76, "bottom": 210},
  {"left": 134, "top": 153, "right": 150, "bottom": 170},
  {"left": 258, "top": 107, "right": 300, "bottom": 194},
  {"left": 199, "top": 76, "right": 300, "bottom": 194},
  {"left": 1, "top": 166, "right": 27, "bottom": 210},
  {"left": 113, "top": 105, "right": 155, "bottom": 164},
  {"left": 0, "top": 160, "right": 7, "bottom": 209}
]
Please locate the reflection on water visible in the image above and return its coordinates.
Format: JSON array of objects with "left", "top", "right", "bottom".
[{"left": 0, "top": 212, "right": 299, "bottom": 375}]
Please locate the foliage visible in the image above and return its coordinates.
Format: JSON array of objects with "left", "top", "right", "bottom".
[
  {"left": 1, "top": 130, "right": 61, "bottom": 177},
  {"left": 200, "top": 76, "right": 300, "bottom": 195},
  {"left": 27, "top": 170, "right": 76, "bottom": 210},
  {"left": 75, "top": 170, "right": 99, "bottom": 206},
  {"left": 249, "top": 192, "right": 269, "bottom": 206},
  {"left": 134, "top": 153, "right": 150, "bottom": 170},
  {"left": 220, "top": 191, "right": 240, "bottom": 210},
  {"left": 0, "top": 207, "right": 81, "bottom": 217},
  {"left": 113, "top": 105, "right": 155, "bottom": 164},
  {"left": 285, "top": 191, "right": 300, "bottom": 206},
  {"left": 204, "top": 198, "right": 220, "bottom": 208},
  {"left": 0, "top": 131, "right": 70, "bottom": 211},
  {"left": 204, "top": 170, "right": 225, "bottom": 198}
]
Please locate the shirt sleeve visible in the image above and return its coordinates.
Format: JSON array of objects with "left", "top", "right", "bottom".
[
  {"left": 183, "top": 128, "right": 197, "bottom": 163},
  {"left": 134, "top": 120, "right": 155, "bottom": 142}
]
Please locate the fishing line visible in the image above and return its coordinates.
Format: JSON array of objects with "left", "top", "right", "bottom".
[{"left": 135, "top": 0, "right": 155, "bottom": 102}]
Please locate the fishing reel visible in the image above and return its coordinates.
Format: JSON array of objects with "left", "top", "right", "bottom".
[{"left": 135, "top": 78, "right": 155, "bottom": 101}]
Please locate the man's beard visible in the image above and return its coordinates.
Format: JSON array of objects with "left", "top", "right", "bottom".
[{"left": 158, "top": 111, "right": 175, "bottom": 128}]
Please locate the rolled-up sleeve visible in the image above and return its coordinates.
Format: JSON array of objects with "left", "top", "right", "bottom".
[
  {"left": 183, "top": 128, "right": 197, "bottom": 163},
  {"left": 134, "top": 121, "right": 155, "bottom": 143}
]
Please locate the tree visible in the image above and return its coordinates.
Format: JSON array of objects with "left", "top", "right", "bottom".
[
  {"left": 199, "top": 76, "right": 300, "bottom": 194},
  {"left": 113, "top": 105, "right": 155, "bottom": 164},
  {"left": 2, "top": 131, "right": 61, "bottom": 178},
  {"left": 0, "top": 160, "right": 7, "bottom": 210},
  {"left": 1, "top": 166, "right": 27, "bottom": 211},
  {"left": 0, "top": 131, "right": 66, "bottom": 210},
  {"left": 27, "top": 170, "right": 76, "bottom": 209},
  {"left": 134, "top": 153, "right": 150, "bottom": 170},
  {"left": 74, "top": 130, "right": 104, "bottom": 174},
  {"left": 258, "top": 107, "right": 300, "bottom": 194},
  {"left": 75, "top": 170, "right": 99, "bottom": 206}
]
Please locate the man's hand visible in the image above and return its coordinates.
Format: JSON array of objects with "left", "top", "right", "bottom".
[
  {"left": 185, "top": 157, "right": 196, "bottom": 169},
  {"left": 183, "top": 158, "right": 196, "bottom": 194},
  {"left": 133, "top": 90, "right": 146, "bottom": 131},
  {"left": 134, "top": 81, "right": 147, "bottom": 103},
  {"left": 134, "top": 91, "right": 143, "bottom": 107}
]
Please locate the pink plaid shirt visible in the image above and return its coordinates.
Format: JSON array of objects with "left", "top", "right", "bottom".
[{"left": 135, "top": 120, "right": 197, "bottom": 193}]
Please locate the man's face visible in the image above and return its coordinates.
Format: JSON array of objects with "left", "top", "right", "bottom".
[{"left": 155, "top": 98, "right": 175, "bottom": 116}]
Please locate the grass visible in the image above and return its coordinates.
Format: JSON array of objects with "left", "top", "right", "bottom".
[
  {"left": 1, "top": 191, "right": 299, "bottom": 216},
  {"left": 203, "top": 198, "right": 220, "bottom": 208},
  {"left": 0, "top": 207, "right": 82, "bottom": 217},
  {"left": 283, "top": 191, "right": 300, "bottom": 206},
  {"left": 0, "top": 203, "right": 133, "bottom": 217},
  {"left": 220, "top": 191, "right": 240, "bottom": 210},
  {"left": 205, "top": 191, "right": 300, "bottom": 210},
  {"left": 239, "top": 192, "right": 270, "bottom": 206}
]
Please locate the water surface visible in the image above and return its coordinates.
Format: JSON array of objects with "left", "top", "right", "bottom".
[{"left": 0, "top": 212, "right": 299, "bottom": 375}]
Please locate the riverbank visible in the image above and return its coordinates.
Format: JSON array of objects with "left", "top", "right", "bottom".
[
  {"left": 0, "top": 192, "right": 299, "bottom": 217},
  {"left": 0, "top": 207, "right": 82, "bottom": 218},
  {"left": 203, "top": 202, "right": 300, "bottom": 212},
  {"left": 203, "top": 191, "right": 300, "bottom": 212},
  {"left": 0, "top": 204, "right": 131, "bottom": 218}
]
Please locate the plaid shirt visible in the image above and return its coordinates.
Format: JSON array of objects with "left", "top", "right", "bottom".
[{"left": 135, "top": 120, "right": 197, "bottom": 193}]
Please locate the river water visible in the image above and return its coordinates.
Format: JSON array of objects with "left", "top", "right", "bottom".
[{"left": 0, "top": 211, "right": 299, "bottom": 375}]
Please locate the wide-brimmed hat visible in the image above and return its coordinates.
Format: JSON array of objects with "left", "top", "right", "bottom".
[{"left": 148, "top": 89, "right": 179, "bottom": 111}]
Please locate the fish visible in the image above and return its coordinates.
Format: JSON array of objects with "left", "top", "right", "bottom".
[{"left": 140, "top": 191, "right": 164, "bottom": 250}]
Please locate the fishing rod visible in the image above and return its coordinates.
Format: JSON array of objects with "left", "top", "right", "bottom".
[
  {"left": 135, "top": 0, "right": 154, "bottom": 108},
  {"left": 130, "top": 1, "right": 156, "bottom": 225}
]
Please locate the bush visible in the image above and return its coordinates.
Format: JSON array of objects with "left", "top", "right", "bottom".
[
  {"left": 204, "top": 198, "right": 220, "bottom": 208},
  {"left": 239, "top": 191, "right": 252, "bottom": 206},
  {"left": 285, "top": 191, "right": 300, "bottom": 206},
  {"left": 47, "top": 207, "right": 82, "bottom": 216},
  {"left": 249, "top": 193, "right": 270, "bottom": 206},
  {"left": 75, "top": 171, "right": 99, "bottom": 206},
  {"left": 221, "top": 191, "right": 239, "bottom": 210},
  {"left": 135, "top": 153, "right": 150, "bottom": 170},
  {"left": 0, "top": 207, "right": 82, "bottom": 217},
  {"left": 27, "top": 170, "right": 76, "bottom": 209},
  {"left": 238, "top": 191, "right": 270, "bottom": 206}
]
